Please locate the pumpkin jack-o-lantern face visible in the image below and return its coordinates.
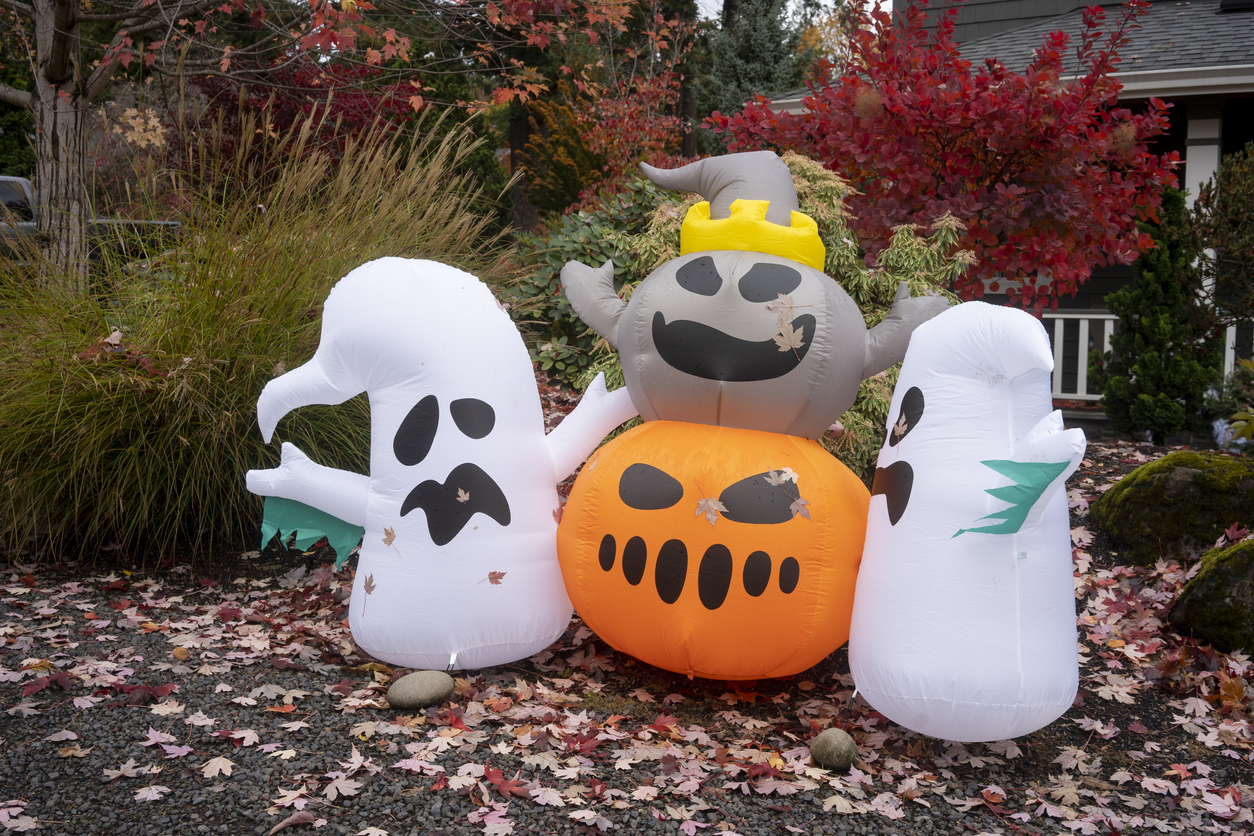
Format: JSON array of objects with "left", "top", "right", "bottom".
[
  {"left": 602, "top": 459, "right": 805, "bottom": 610},
  {"left": 613, "top": 251, "right": 867, "bottom": 439},
  {"left": 557, "top": 420, "right": 870, "bottom": 681}
]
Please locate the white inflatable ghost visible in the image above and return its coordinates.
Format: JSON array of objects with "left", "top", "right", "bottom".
[
  {"left": 246, "top": 258, "right": 636, "bottom": 670},
  {"left": 849, "top": 302, "right": 1086, "bottom": 742}
]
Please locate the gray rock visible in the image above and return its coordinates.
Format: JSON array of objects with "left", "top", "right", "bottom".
[
  {"left": 387, "top": 670, "right": 455, "bottom": 709},
  {"left": 1170, "top": 538, "right": 1254, "bottom": 653},
  {"left": 809, "top": 727, "right": 858, "bottom": 771}
]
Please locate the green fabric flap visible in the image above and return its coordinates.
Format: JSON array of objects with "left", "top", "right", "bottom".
[{"left": 260, "top": 496, "right": 365, "bottom": 569}]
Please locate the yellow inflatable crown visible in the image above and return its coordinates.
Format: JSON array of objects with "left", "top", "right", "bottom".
[{"left": 680, "top": 199, "right": 826, "bottom": 271}]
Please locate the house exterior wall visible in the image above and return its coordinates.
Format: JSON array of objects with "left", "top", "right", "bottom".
[{"left": 918, "top": 0, "right": 1087, "bottom": 44}]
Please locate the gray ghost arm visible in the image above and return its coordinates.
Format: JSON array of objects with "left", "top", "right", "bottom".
[
  {"left": 561, "top": 259, "right": 625, "bottom": 348},
  {"left": 863, "top": 282, "right": 952, "bottom": 378}
]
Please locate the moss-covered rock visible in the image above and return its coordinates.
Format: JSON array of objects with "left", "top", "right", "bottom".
[
  {"left": 1169, "top": 539, "right": 1254, "bottom": 653},
  {"left": 1088, "top": 451, "right": 1254, "bottom": 565}
]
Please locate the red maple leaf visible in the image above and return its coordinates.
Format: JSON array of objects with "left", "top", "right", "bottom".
[{"left": 485, "top": 765, "right": 529, "bottom": 799}]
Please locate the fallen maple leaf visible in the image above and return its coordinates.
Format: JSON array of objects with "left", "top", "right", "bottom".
[
  {"left": 322, "top": 774, "right": 362, "bottom": 801},
  {"left": 766, "top": 293, "right": 803, "bottom": 318},
  {"left": 138, "top": 726, "right": 176, "bottom": 747},
  {"left": 892, "top": 414, "right": 909, "bottom": 440},
  {"left": 764, "top": 468, "right": 799, "bottom": 486},
  {"left": 381, "top": 527, "right": 395, "bottom": 547},
  {"left": 789, "top": 497, "right": 811, "bottom": 520},
  {"left": 1222, "top": 521, "right": 1250, "bottom": 546},
  {"left": 696, "top": 497, "right": 727, "bottom": 526},
  {"left": 456, "top": 488, "right": 470, "bottom": 504},
  {"left": 103, "top": 758, "right": 144, "bottom": 780},
  {"left": 58, "top": 744, "right": 92, "bottom": 758},
  {"left": 772, "top": 320, "right": 806, "bottom": 353},
  {"left": 201, "top": 755, "right": 235, "bottom": 778},
  {"left": 362, "top": 574, "right": 376, "bottom": 618},
  {"left": 1071, "top": 526, "right": 1093, "bottom": 547},
  {"left": 487, "top": 571, "right": 506, "bottom": 585},
  {"left": 133, "top": 785, "right": 171, "bottom": 802}
]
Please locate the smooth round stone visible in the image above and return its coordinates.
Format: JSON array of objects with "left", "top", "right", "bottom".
[
  {"left": 810, "top": 727, "right": 858, "bottom": 770},
  {"left": 386, "top": 670, "right": 455, "bottom": 709}
]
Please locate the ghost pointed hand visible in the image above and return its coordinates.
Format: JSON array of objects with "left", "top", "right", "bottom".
[
  {"left": 561, "top": 259, "right": 624, "bottom": 348},
  {"left": 863, "top": 282, "right": 951, "bottom": 379}
]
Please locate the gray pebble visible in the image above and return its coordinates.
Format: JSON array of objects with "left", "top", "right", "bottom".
[
  {"left": 386, "top": 670, "right": 455, "bottom": 709},
  {"left": 809, "top": 727, "right": 858, "bottom": 770}
]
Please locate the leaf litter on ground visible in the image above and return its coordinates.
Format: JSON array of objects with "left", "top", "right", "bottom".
[{"left": 0, "top": 438, "right": 1249, "bottom": 835}]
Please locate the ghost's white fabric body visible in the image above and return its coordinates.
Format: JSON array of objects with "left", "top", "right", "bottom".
[
  {"left": 246, "top": 258, "right": 636, "bottom": 670},
  {"left": 849, "top": 302, "right": 1086, "bottom": 742}
]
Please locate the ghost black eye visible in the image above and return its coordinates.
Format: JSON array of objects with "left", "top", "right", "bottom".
[
  {"left": 451, "top": 398, "right": 495, "bottom": 439},
  {"left": 738, "top": 263, "right": 802, "bottom": 303},
  {"left": 676, "top": 256, "right": 723, "bottom": 296}
]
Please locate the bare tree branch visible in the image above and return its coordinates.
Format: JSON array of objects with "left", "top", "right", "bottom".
[
  {"left": 0, "top": 0, "right": 34, "bottom": 18},
  {"left": 0, "top": 81, "right": 33, "bottom": 109}
]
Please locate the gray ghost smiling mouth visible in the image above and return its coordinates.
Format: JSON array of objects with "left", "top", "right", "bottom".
[{"left": 651, "top": 312, "right": 816, "bottom": 382}]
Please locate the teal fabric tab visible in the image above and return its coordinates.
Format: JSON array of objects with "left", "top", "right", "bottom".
[
  {"left": 260, "top": 496, "right": 365, "bottom": 569},
  {"left": 954, "top": 459, "right": 1071, "bottom": 537}
]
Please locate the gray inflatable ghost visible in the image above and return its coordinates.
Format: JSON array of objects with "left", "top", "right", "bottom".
[{"left": 561, "top": 151, "right": 950, "bottom": 439}]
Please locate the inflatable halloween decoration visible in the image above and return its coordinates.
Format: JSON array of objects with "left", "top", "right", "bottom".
[
  {"left": 557, "top": 151, "right": 949, "bottom": 678},
  {"left": 562, "top": 151, "right": 951, "bottom": 439},
  {"left": 557, "top": 420, "right": 869, "bottom": 680},
  {"left": 246, "top": 258, "right": 636, "bottom": 670},
  {"left": 849, "top": 302, "right": 1086, "bottom": 741}
]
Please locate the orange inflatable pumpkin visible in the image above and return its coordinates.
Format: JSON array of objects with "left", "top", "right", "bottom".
[{"left": 557, "top": 420, "right": 869, "bottom": 680}]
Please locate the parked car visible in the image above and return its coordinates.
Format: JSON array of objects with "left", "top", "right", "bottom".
[{"left": 0, "top": 176, "right": 181, "bottom": 262}]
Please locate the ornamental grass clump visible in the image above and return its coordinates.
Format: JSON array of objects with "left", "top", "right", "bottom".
[{"left": 0, "top": 114, "right": 510, "bottom": 564}]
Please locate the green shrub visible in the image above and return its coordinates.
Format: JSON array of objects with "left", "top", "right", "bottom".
[
  {"left": 507, "top": 177, "right": 669, "bottom": 383},
  {"left": 1090, "top": 187, "right": 1223, "bottom": 445},
  {"left": 517, "top": 151, "right": 970, "bottom": 485},
  {"left": 0, "top": 114, "right": 509, "bottom": 564}
]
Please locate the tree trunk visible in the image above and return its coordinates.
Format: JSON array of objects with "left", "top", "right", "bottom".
[
  {"left": 508, "top": 100, "right": 540, "bottom": 232},
  {"left": 681, "top": 85, "right": 698, "bottom": 159},
  {"left": 33, "top": 0, "right": 91, "bottom": 290}
]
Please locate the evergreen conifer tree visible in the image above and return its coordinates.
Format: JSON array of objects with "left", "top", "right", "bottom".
[
  {"left": 1091, "top": 188, "right": 1222, "bottom": 445},
  {"left": 698, "top": 0, "right": 814, "bottom": 131}
]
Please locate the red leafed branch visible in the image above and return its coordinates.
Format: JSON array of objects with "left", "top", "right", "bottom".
[{"left": 707, "top": 0, "right": 1178, "bottom": 312}]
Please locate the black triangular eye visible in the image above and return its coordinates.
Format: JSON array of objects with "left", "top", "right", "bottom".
[
  {"left": 451, "top": 398, "right": 495, "bottom": 439},
  {"left": 394, "top": 395, "right": 438, "bottom": 466},
  {"left": 887, "top": 386, "right": 924, "bottom": 447},
  {"left": 719, "top": 473, "right": 795, "bottom": 524},
  {"left": 676, "top": 256, "right": 723, "bottom": 296},
  {"left": 618, "top": 463, "right": 684, "bottom": 510}
]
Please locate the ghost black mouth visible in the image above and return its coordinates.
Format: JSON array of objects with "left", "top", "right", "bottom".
[{"left": 651, "top": 312, "right": 816, "bottom": 382}]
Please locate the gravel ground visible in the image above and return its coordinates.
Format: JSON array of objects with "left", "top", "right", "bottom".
[{"left": 0, "top": 439, "right": 1251, "bottom": 836}]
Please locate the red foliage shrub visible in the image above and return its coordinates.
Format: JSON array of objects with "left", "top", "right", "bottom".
[{"left": 708, "top": 0, "right": 1179, "bottom": 311}]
